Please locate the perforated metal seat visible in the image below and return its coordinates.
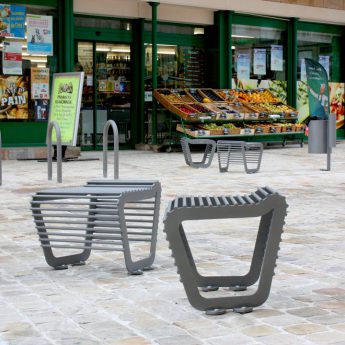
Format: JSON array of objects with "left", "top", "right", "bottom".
[
  {"left": 163, "top": 186, "right": 287, "bottom": 314},
  {"left": 31, "top": 180, "right": 161, "bottom": 275},
  {"left": 217, "top": 140, "right": 263, "bottom": 173},
  {"left": 181, "top": 137, "right": 216, "bottom": 168}
]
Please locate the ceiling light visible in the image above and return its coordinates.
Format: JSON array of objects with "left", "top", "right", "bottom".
[
  {"left": 194, "top": 27, "right": 204, "bottom": 35},
  {"left": 232, "top": 34, "right": 255, "bottom": 39}
]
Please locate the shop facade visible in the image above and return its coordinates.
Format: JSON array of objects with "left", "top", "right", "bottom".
[{"left": 0, "top": 0, "right": 344, "bottom": 154}]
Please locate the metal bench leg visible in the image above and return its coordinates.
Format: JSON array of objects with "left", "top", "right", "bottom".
[
  {"left": 164, "top": 189, "right": 287, "bottom": 314},
  {"left": 121, "top": 192, "right": 161, "bottom": 275},
  {"left": 218, "top": 146, "right": 231, "bottom": 172}
]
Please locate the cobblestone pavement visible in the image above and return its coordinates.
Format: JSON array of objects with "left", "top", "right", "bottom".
[{"left": 1, "top": 142, "right": 345, "bottom": 345}]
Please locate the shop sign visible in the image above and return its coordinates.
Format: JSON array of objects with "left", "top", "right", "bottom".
[
  {"left": 253, "top": 48, "right": 266, "bottom": 76},
  {"left": 27, "top": 14, "right": 53, "bottom": 56},
  {"left": 271, "top": 45, "right": 283, "bottom": 72},
  {"left": 305, "top": 58, "right": 329, "bottom": 120},
  {"left": 0, "top": 75, "right": 28, "bottom": 120},
  {"left": 2, "top": 41, "right": 22, "bottom": 75},
  {"left": 237, "top": 53, "right": 250, "bottom": 80},
  {"left": 48, "top": 72, "right": 84, "bottom": 146},
  {"left": 31, "top": 67, "right": 49, "bottom": 99},
  {"left": 0, "top": 4, "right": 26, "bottom": 38}
]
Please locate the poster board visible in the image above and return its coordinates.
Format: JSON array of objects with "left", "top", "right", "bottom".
[
  {"left": 47, "top": 72, "right": 84, "bottom": 146},
  {"left": 0, "top": 75, "right": 28, "bottom": 119},
  {"left": 31, "top": 67, "right": 49, "bottom": 99}
]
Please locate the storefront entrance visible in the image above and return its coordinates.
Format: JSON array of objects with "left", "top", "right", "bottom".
[{"left": 76, "top": 41, "right": 131, "bottom": 149}]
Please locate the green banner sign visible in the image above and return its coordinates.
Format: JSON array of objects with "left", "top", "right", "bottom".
[
  {"left": 48, "top": 72, "right": 84, "bottom": 145},
  {"left": 305, "top": 58, "right": 329, "bottom": 120}
]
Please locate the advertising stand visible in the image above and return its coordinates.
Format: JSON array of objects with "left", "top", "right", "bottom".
[{"left": 305, "top": 58, "right": 336, "bottom": 171}]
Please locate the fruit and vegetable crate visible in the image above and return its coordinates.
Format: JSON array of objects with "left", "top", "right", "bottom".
[
  {"left": 153, "top": 89, "right": 182, "bottom": 109},
  {"left": 168, "top": 103, "right": 200, "bottom": 121},
  {"left": 294, "top": 124, "right": 306, "bottom": 132},
  {"left": 198, "top": 89, "right": 226, "bottom": 102},
  {"left": 176, "top": 124, "right": 210, "bottom": 137}
]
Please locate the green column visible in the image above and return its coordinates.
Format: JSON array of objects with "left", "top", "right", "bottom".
[
  {"left": 287, "top": 17, "right": 298, "bottom": 107},
  {"left": 214, "top": 11, "right": 232, "bottom": 88},
  {"left": 132, "top": 19, "right": 145, "bottom": 145},
  {"left": 58, "top": 0, "right": 74, "bottom": 72},
  {"left": 149, "top": 2, "right": 159, "bottom": 145},
  {"left": 226, "top": 11, "right": 234, "bottom": 88}
]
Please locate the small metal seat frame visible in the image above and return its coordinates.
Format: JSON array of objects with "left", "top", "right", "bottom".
[
  {"left": 163, "top": 187, "right": 287, "bottom": 314},
  {"left": 31, "top": 180, "right": 161, "bottom": 275},
  {"left": 217, "top": 140, "right": 263, "bottom": 174},
  {"left": 181, "top": 137, "right": 216, "bottom": 168}
]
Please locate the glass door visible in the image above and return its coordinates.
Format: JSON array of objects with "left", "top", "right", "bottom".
[{"left": 77, "top": 41, "right": 131, "bottom": 149}]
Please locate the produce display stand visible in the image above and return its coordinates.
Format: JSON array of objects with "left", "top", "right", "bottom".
[{"left": 154, "top": 88, "right": 305, "bottom": 150}]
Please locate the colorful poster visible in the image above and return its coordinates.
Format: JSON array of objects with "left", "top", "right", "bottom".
[
  {"left": 0, "top": 75, "right": 28, "bottom": 119},
  {"left": 27, "top": 14, "right": 53, "bottom": 55},
  {"left": 319, "top": 55, "right": 330, "bottom": 80},
  {"left": 305, "top": 58, "right": 329, "bottom": 120},
  {"left": 34, "top": 99, "right": 49, "bottom": 121},
  {"left": 271, "top": 45, "right": 283, "bottom": 71},
  {"left": 2, "top": 41, "right": 22, "bottom": 75},
  {"left": 237, "top": 53, "right": 250, "bottom": 80},
  {"left": 48, "top": 72, "right": 84, "bottom": 146},
  {"left": 0, "top": 4, "right": 25, "bottom": 38},
  {"left": 253, "top": 48, "right": 266, "bottom": 75},
  {"left": 31, "top": 68, "right": 49, "bottom": 99}
]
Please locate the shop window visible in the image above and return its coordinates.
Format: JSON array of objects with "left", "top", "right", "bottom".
[
  {"left": 0, "top": 5, "right": 56, "bottom": 122},
  {"left": 232, "top": 24, "right": 287, "bottom": 101},
  {"left": 144, "top": 44, "right": 205, "bottom": 90},
  {"left": 297, "top": 30, "right": 344, "bottom": 128}
]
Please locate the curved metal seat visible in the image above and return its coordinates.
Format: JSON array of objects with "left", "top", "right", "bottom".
[
  {"left": 163, "top": 186, "right": 287, "bottom": 314},
  {"left": 217, "top": 140, "right": 263, "bottom": 173},
  {"left": 31, "top": 180, "right": 161, "bottom": 275},
  {"left": 181, "top": 137, "right": 216, "bottom": 168}
]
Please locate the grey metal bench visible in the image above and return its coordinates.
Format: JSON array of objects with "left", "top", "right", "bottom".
[
  {"left": 163, "top": 186, "right": 287, "bottom": 315},
  {"left": 217, "top": 140, "right": 263, "bottom": 174},
  {"left": 181, "top": 137, "right": 216, "bottom": 168},
  {"left": 31, "top": 180, "right": 161, "bottom": 275}
]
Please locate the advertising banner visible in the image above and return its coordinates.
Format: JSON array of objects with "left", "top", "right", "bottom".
[
  {"left": 271, "top": 45, "right": 283, "bottom": 71},
  {"left": 305, "top": 58, "right": 329, "bottom": 120},
  {"left": 0, "top": 75, "right": 28, "bottom": 119},
  {"left": 27, "top": 14, "right": 53, "bottom": 55},
  {"left": 253, "top": 48, "right": 266, "bottom": 75},
  {"left": 237, "top": 53, "right": 250, "bottom": 80},
  {"left": 0, "top": 4, "right": 25, "bottom": 38},
  {"left": 31, "top": 67, "right": 49, "bottom": 99},
  {"left": 48, "top": 72, "right": 84, "bottom": 146},
  {"left": 2, "top": 41, "right": 22, "bottom": 75}
]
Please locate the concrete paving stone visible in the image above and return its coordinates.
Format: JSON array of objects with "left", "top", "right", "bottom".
[
  {"left": 305, "top": 331, "right": 345, "bottom": 344},
  {"left": 254, "top": 333, "right": 316, "bottom": 345},
  {"left": 241, "top": 325, "right": 280, "bottom": 337},
  {"left": 287, "top": 307, "right": 330, "bottom": 317},
  {"left": 1, "top": 145, "right": 345, "bottom": 343},
  {"left": 155, "top": 334, "right": 203, "bottom": 345},
  {"left": 0, "top": 322, "right": 40, "bottom": 339},
  {"left": 106, "top": 336, "right": 152, "bottom": 345},
  {"left": 284, "top": 323, "right": 327, "bottom": 334}
]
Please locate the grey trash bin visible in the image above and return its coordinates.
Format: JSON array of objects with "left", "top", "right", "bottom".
[{"left": 308, "top": 114, "right": 336, "bottom": 154}]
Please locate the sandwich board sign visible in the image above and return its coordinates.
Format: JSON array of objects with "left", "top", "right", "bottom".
[{"left": 47, "top": 72, "right": 84, "bottom": 146}]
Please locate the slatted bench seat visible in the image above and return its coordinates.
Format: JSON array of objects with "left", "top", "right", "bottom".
[
  {"left": 217, "top": 140, "right": 263, "bottom": 174},
  {"left": 163, "top": 186, "right": 287, "bottom": 315},
  {"left": 31, "top": 180, "right": 161, "bottom": 275},
  {"left": 181, "top": 137, "right": 216, "bottom": 168}
]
